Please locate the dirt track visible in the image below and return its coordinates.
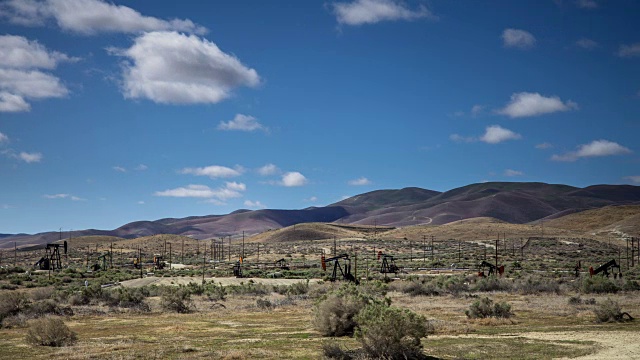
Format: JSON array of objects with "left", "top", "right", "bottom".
[
  {"left": 119, "top": 276, "right": 317, "bottom": 288},
  {"left": 523, "top": 330, "right": 640, "bottom": 359}
]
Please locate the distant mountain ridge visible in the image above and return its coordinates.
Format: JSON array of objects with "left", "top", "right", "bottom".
[{"left": 2, "top": 182, "right": 639, "bottom": 249}]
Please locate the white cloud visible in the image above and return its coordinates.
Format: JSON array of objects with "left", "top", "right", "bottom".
[
  {"left": 504, "top": 169, "right": 523, "bottom": 177},
  {"left": 180, "top": 165, "right": 243, "bottom": 179},
  {"left": 0, "top": 35, "right": 77, "bottom": 69},
  {"left": 552, "top": 140, "right": 632, "bottom": 161},
  {"left": 225, "top": 181, "right": 246, "bottom": 192},
  {"left": 0, "top": 0, "right": 207, "bottom": 35},
  {"left": 332, "top": 0, "right": 436, "bottom": 26},
  {"left": 281, "top": 172, "right": 307, "bottom": 187},
  {"left": 348, "top": 177, "right": 371, "bottom": 186},
  {"left": 44, "top": 193, "right": 69, "bottom": 199},
  {"left": 575, "top": 38, "right": 598, "bottom": 50},
  {"left": 110, "top": 31, "right": 259, "bottom": 105},
  {"left": 0, "top": 35, "right": 71, "bottom": 112},
  {"left": 0, "top": 92, "right": 30, "bottom": 112},
  {"left": 480, "top": 125, "right": 521, "bottom": 144},
  {"left": 71, "top": 196, "right": 86, "bottom": 201},
  {"left": 112, "top": 166, "right": 126, "bottom": 172},
  {"left": 218, "top": 114, "right": 266, "bottom": 132},
  {"left": 135, "top": 164, "right": 148, "bottom": 171},
  {"left": 618, "top": 43, "right": 640, "bottom": 58},
  {"left": 576, "top": 0, "right": 598, "bottom": 9},
  {"left": 535, "top": 142, "right": 553, "bottom": 149},
  {"left": 502, "top": 28, "right": 536, "bottom": 49},
  {"left": 18, "top": 151, "right": 42, "bottom": 163},
  {"left": 306, "top": 196, "right": 318, "bottom": 202},
  {"left": 244, "top": 200, "right": 266, "bottom": 209},
  {"left": 257, "top": 163, "right": 279, "bottom": 176},
  {"left": 137, "top": 201, "right": 145, "bottom": 205},
  {"left": 497, "top": 92, "right": 578, "bottom": 118},
  {"left": 624, "top": 176, "right": 640, "bottom": 184},
  {"left": 154, "top": 184, "right": 243, "bottom": 200},
  {"left": 0, "top": 131, "right": 8, "bottom": 143}
]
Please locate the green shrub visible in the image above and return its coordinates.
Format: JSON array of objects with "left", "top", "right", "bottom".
[
  {"left": 0, "top": 292, "right": 29, "bottom": 326},
  {"left": 256, "top": 298, "right": 273, "bottom": 310},
  {"left": 161, "top": 287, "right": 192, "bottom": 313},
  {"left": 355, "top": 302, "right": 428, "bottom": 359},
  {"left": 473, "top": 277, "right": 512, "bottom": 292},
  {"left": 313, "top": 284, "right": 383, "bottom": 337},
  {"left": 25, "top": 317, "right": 77, "bottom": 347},
  {"left": 321, "top": 341, "right": 352, "bottom": 360},
  {"left": 465, "top": 297, "right": 512, "bottom": 319},
  {"left": 514, "top": 276, "right": 561, "bottom": 295},
  {"left": 622, "top": 280, "right": 640, "bottom": 291},
  {"left": 582, "top": 277, "right": 619, "bottom": 294}
]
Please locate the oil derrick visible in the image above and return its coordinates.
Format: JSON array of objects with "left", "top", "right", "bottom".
[{"left": 322, "top": 254, "right": 358, "bottom": 284}]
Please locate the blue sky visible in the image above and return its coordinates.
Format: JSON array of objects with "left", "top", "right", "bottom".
[{"left": 0, "top": 0, "right": 639, "bottom": 234}]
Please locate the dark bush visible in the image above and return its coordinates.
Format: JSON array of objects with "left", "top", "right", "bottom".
[
  {"left": 25, "top": 317, "right": 77, "bottom": 347},
  {"left": 0, "top": 292, "right": 29, "bottom": 326},
  {"left": 313, "top": 284, "right": 382, "bottom": 337},
  {"left": 593, "top": 298, "right": 632, "bottom": 322},
  {"left": 473, "top": 277, "right": 512, "bottom": 292},
  {"left": 161, "top": 287, "right": 193, "bottom": 313},
  {"left": 514, "top": 276, "right": 561, "bottom": 295}
]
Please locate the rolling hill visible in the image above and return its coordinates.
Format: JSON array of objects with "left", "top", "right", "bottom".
[{"left": 2, "top": 182, "right": 639, "bottom": 249}]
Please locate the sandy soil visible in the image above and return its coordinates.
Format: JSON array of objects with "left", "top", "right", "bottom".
[
  {"left": 430, "top": 331, "right": 640, "bottom": 359},
  {"left": 119, "top": 276, "right": 318, "bottom": 288},
  {"left": 522, "top": 330, "right": 640, "bottom": 360}
]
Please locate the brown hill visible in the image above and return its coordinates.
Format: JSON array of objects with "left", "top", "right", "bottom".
[
  {"left": 248, "top": 223, "right": 367, "bottom": 243},
  {"left": 544, "top": 205, "right": 640, "bottom": 236}
]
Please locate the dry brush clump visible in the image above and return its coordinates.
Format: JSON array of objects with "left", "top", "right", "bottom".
[
  {"left": 25, "top": 317, "right": 77, "bottom": 347},
  {"left": 593, "top": 298, "right": 634, "bottom": 323},
  {"left": 465, "top": 297, "right": 513, "bottom": 319}
]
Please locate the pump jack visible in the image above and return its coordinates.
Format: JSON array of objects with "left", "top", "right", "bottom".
[
  {"left": 378, "top": 252, "right": 399, "bottom": 274},
  {"left": 34, "top": 241, "right": 67, "bottom": 271},
  {"left": 478, "top": 260, "right": 504, "bottom": 277},
  {"left": 589, "top": 259, "right": 622, "bottom": 279},
  {"left": 274, "top": 258, "right": 290, "bottom": 270},
  {"left": 322, "top": 254, "right": 358, "bottom": 284},
  {"left": 233, "top": 258, "right": 243, "bottom": 278},
  {"left": 90, "top": 252, "right": 112, "bottom": 271}
]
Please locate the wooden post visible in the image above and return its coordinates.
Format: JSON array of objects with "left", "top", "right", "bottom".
[
  {"left": 334, "top": 237, "right": 337, "bottom": 257},
  {"left": 202, "top": 254, "right": 206, "bottom": 285},
  {"left": 354, "top": 252, "right": 357, "bottom": 280},
  {"left": 257, "top": 244, "right": 260, "bottom": 263},
  {"left": 423, "top": 235, "right": 426, "bottom": 266},
  {"left": 14, "top": 242, "right": 17, "bottom": 267},
  {"left": 242, "top": 231, "right": 245, "bottom": 259},
  {"left": 458, "top": 240, "right": 461, "bottom": 265},
  {"left": 169, "top": 243, "right": 172, "bottom": 270},
  {"left": 110, "top": 243, "right": 113, "bottom": 269},
  {"left": 181, "top": 237, "right": 184, "bottom": 264},
  {"left": 139, "top": 247, "right": 143, "bottom": 279},
  {"left": 410, "top": 240, "right": 413, "bottom": 263},
  {"left": 228, "top": 236, "right": 231, "bottom": 262}
]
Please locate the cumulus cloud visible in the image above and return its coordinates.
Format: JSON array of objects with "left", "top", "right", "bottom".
[
  {"left": 305, "top": 196, "right": 318, "bottom": 202},
  {"left": 502, "top": 28, "right": 536, "bottom": 49},
  {"left": 225, "top": 181, "right": 246, "bottom": 191},
  {"left": 135, "top": 164, "right": 148, "bottom": 171},
  {"left": 348, "top": 177, "right": 371, "bottom": 186},
  {"left": 0, "top": 35, "right": 72, "bottom": 112},
  {"left": 218, "top": 114, "right": 266, "bottom": 132},
  {"left": 18, "top": 151, "right": 42, "bottom": 163},
  {"left": 110, "top": 31, "right": 259, "bottom": 105},
  {"left": 112, "top": 166, "right": 126, "bottom": 172},
  {"left": 551, "top": 140, "right": 632, "bottom": 161},
  {"left": 497, "top": 92, "right": 578, "bottom": 118},
  {"left": 504, "top": 169, "right": 523, "bottom": 177},
  {"left": 624, "top": 176, "right": 640, "bottom": 184},
  {"left": 257, "top": 163, "right": 279, "bottom": 176},
  {"left": 281, "top": 172, "right": 307, "bottom": 187},
  {"left": 155, "top": 183, "right": 244, "bottom": 201},
  {"left": 180, "top": 165, "right": 243, "bottom": 179},
  {"left": 480, "top": 125, "right": 521, "bottom": 144},
  {"left": 0, "top": 131, "right": 8, "bottom": 143},
  {"left": 244, "top": 200, "right": 266, "bottom": 209},
  {"left": 575, "top": 38, "right": 598, "bottom": 50},
  {"left": 332, "top": 0, "right": 436, "bottom": 26},
  {"left": 618, "top": 43, "right": 640, "bottom": 58},
  {"left": 0, "top": 0, "right": 207, "bottom": 35}
]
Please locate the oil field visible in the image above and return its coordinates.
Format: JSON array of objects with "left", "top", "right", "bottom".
[
  {"left": 2, "top": 0, "right": 640, "bottom": 359},
  {"left": 1, "top": 203, "right": 640, "bottom": 359}
]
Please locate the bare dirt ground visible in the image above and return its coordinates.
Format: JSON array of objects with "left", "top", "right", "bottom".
[
  {"left": 522, "top": 330, "right": 640, "bottom": 359},
  {"left": 119, "top": 276, "right": 318, "bottom": 288}
]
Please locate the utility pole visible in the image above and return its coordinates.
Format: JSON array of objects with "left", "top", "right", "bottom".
[
  {"left": 458, "top": 240, "right": 461, "bottom": 265},
  {"left": 431, "top": 235, "right": 434, "bottom": 261},
  {"left": 181, "top": 237, "right": 184, "bottom": 264},
  {"left": 139, "top": 247, "right": 143, "bottom": 279},
  {"left": 242, "top": 231, "right": 245, "bottom": 259},
  {"left": 410, "top": 240, "right": 412, "bottom": 262},
  {"left": 334, "top": 237, "right": 337, "bottom": 257},
  {"left": 495, "top": 237, "right": 498, "bottom": 277},
  {"left": 228, "top": 236, "right": 231, "bottom": 262},
  {"left": 423, "top": 235, "right": 426, "bottom": 265},
  {"left": 14, "top": 242, "right": 17, "bottom": 267},
  {"left": 110, "top": 243, "right": 113, "bottom": 269},
  {"left": 169, "top": 243, "right": 172, "bottom": 270},
  {"left": 202, "top": 254, "right": 206, "bottom": 285}
]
